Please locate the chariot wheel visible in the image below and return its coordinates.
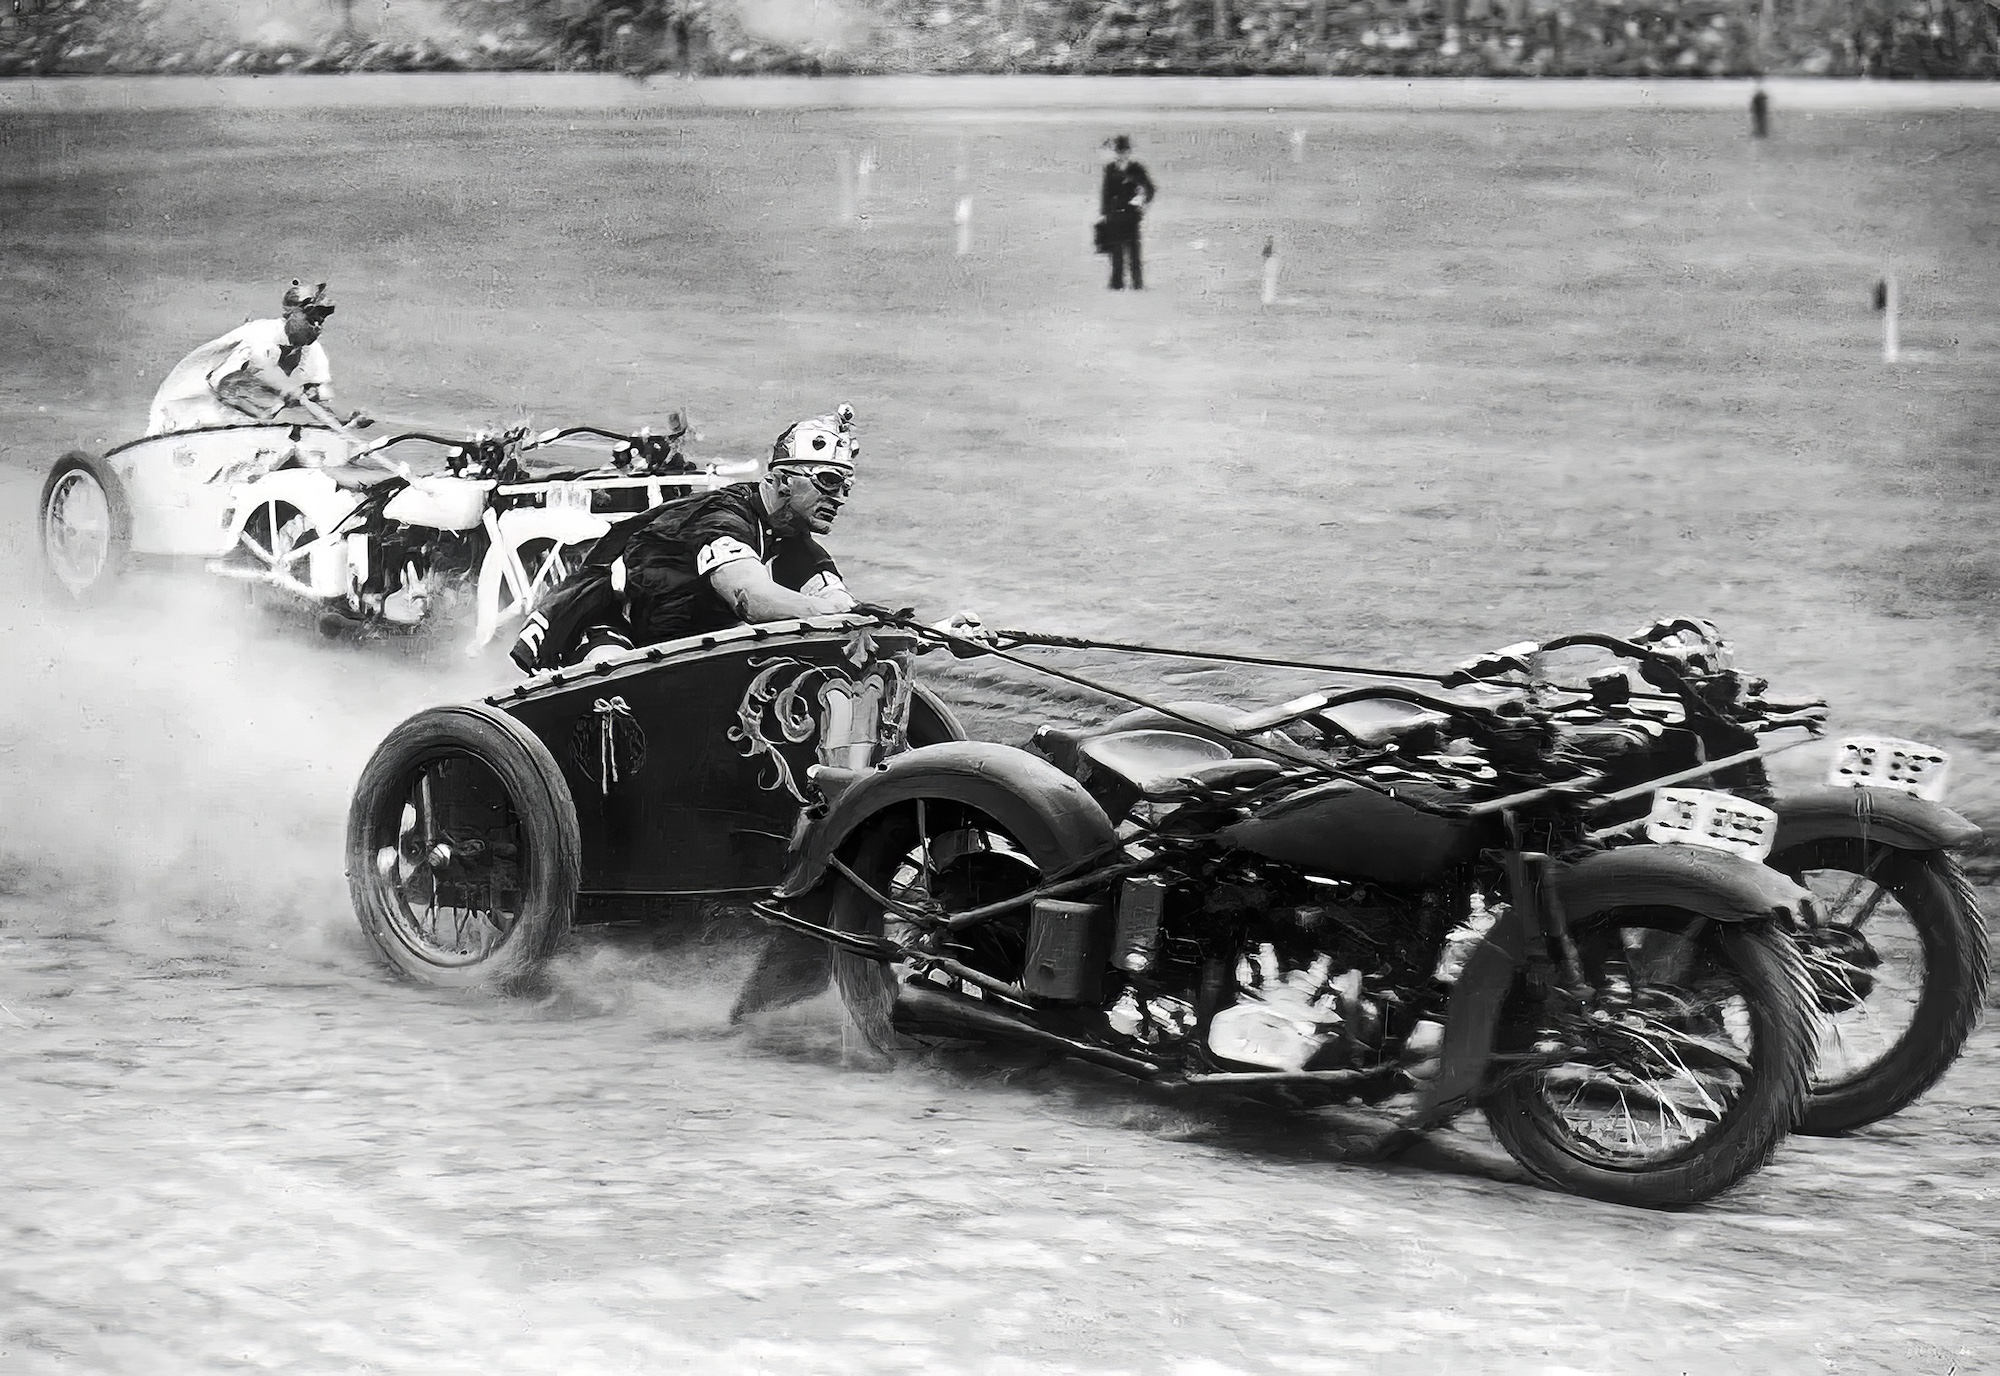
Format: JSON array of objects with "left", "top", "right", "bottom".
[
  {"left": 906, "top": 684, "right": 969, "bottom": 748},
  {"left": 347, "top": 704, "right": 580, "bottom": 991},
  {"left": 38, "top": 453, "right": 129, "bottom": 605}
]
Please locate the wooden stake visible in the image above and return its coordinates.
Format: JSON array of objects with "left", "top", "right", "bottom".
[
  {"left": 955, "top": 197, "right": 973, "bottom": 256},
  {"left": 1261, "top": 236, "right": 1279, "bottom": 306},
  {"left": 856, "top": 146, "right": 876, "bottom": 212},
  {"left": 1881, "top": 274, "right": 1899, "bottom": 362}
]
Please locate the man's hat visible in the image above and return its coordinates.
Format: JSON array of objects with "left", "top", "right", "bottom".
[
  {"left": 282, "top": 279, "right": 335, "bottom": 318},
  {"left": 770, "top": 404, "right": 858, "bottom": 472},
  {"left": 1111, "top": 135, "right": 1132, "bottom": 153}
]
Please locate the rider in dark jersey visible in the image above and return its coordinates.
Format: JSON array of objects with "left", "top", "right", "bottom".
[
  {"left": 619, "top": 460, "right": 852, "bottom": 647},
  {"left": 511, "top": 408, "right": 861, "bottom": 670}
]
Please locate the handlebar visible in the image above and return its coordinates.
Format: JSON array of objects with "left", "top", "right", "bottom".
[
  {"left": 525, "top": 425, "right": 635, "bottom": 448},
  {"left": 350, "top": 426, "right": 530, "bottom": 481},
  {"left": 522, "top": 418, "right": 698, "bottom": 474}
]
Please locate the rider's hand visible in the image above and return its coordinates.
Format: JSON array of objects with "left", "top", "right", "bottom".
[
  {"left": 933, "top": 610, "right": 998, "bottom": 658},
  {"left": 344, "top": 410, "right": 376, "bottom": 430}
]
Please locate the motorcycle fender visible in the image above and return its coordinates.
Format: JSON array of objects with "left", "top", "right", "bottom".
[
  {"left": 1549, "top": 844, "right": 1816, "bottom": 928},
  {"left": 224, "top": 470, "right": 362, "bottom": 547},
  {"left": 1773, "top": 785, "right": 1981, "bottom": 853},
  {"left": 775, "top": 741, "right": 1119, "bottom": 900},
  {"left": 1408, "top": 845, "right": 1813, "bottom": 1127}
]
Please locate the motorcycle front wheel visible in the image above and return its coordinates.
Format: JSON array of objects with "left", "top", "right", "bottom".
[
  {"left": 1483, "top": 912, "right": 1816, "bottom": 1208},
  {"left": 1768, "top": 840, "right": 1989, "bottom": 1135}
]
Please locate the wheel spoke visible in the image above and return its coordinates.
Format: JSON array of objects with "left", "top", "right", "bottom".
[
  {"left": 1519, "top": 922, "right": 1760, "bottom": 1169},
  {"left": 1835, "top": 883, "right": 1891, "bottom": 933},
  {"left": 1795, "top": 859, "right": 1928, "bottom": 1091},
  {"left": 374, "top": 755, "right": 527, "bottom": 968}
]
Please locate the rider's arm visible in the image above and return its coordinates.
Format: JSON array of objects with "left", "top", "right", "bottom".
[
  {"left": 773, "top": 537, "right": 855, "bottom": 611},
  {"left": 209, "top": 334, "right": 331, "bottom": 417},
  {"left": 296, "top": 343, "right": 335, "bottom": 407},
  {"left": 709, "top": 559, "right": 852, "bottom": 623},
  {"left": 798, "top": 570, "right": 857, "bottom": 611}
]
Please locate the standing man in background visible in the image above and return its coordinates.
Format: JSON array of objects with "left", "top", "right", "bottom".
[{"left": 1099, "top": 135, "right": 1157, "bottom": 291}]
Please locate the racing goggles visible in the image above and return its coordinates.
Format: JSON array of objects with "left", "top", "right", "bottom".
[{"left": 789, "top": 466, "right": 855, "bottom": 498}]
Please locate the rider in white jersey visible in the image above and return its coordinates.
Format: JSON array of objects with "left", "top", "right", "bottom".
[{"left": 146, "top": 280, "right": 362, "bottom": 435}]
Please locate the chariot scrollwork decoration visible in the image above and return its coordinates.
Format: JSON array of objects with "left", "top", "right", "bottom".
[{"left": 730, "top": 631, "right": 914, "bottom": 804}]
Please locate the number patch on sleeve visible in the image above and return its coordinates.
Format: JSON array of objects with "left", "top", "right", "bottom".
[{"left": 695, "top": 535, "right": 760, "bottom": 576}]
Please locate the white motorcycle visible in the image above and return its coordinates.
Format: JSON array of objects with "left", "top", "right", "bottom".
[
  {"left": 467, "top": 415, "right": 748, "bottom": 654},
  {"left": 38, "top": 401, "right": 740, "bottom": 651}
]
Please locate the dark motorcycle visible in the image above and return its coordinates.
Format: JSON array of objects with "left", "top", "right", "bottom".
[
  {"left": 1442, "top": 616, "right": 1987, "bottom": 1135},
  {"left": 753, "top": 622, "right": 1824, "bottom": 1208}
]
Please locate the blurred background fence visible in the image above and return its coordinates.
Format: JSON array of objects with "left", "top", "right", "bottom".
[{"left": 2, "top": 0, "right": 1994, "bottom": 80}]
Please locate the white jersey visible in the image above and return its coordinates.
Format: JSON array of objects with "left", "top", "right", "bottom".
[{"left": 146, "top": 318, "right": 332, "bottom": 436}]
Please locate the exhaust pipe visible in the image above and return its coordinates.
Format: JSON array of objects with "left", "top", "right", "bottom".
[{"left": 892, "top": 980, "right": 1162, "bottom": 1079}]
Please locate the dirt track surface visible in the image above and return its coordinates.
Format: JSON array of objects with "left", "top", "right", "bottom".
[
  {"left": 1, "top": 565, "right": 1995, "bottom": 1376},
  {"left": 4, "top": 88, "right": 1999, "bottom": 1374}
]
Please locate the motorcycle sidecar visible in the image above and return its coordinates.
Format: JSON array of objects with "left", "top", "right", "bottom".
[
  {"left": 39, "top": 423, "right": 358, "bottom": 604},
  {"left": 344, "top": 615, "right": 965, "bottom": 989}
]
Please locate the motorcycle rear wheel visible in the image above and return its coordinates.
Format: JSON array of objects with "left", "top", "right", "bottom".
[
  {"left": 1769, "top": 840, "right": 1989, "bottom": 1135},
  {"left": 1484, "top": 913, "right": 1816, "bottom": 1209},
  {"left": 828, "top": 803, "right": 1045, "bottom": 1058}
]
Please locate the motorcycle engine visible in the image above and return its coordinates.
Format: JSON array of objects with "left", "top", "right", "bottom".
[{"left": 1124, "top": 866, "right": 1439, "bottom": 1073}]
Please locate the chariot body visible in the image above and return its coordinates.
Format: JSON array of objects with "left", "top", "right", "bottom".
[{"left": 38, "top": 417, "right": 739, "bottom": 652}]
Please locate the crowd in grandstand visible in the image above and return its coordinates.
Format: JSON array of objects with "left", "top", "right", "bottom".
[{"left": 2, "top": 0, "right": 1992, "bottom": 78}]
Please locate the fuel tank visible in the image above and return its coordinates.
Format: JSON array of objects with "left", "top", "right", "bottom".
[{"left": 1217, "top": 780, "right": 1478, "bottom": 886}]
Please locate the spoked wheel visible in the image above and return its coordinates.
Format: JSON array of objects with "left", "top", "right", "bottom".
[
  {"left": 511, "top": 537, "right": 581, "bottom": 614},
  {"left": 1770, "top": 839, "right": 1989, "bottom": 1135},
  {"left": 39, "top": 453, "right": 129, "bottom": 604},
  {"left": 829, "top": 802, "right": 1045, "bottom": 1057},
  {"left": 1484, "top": 910, "right": 1816, "bottom": 1207},
  {"left": 237, "top": 500, "right": 323, "bottom": 603},
  {"left": 347, "top": 705, "right": 580, "bottom": 991}
]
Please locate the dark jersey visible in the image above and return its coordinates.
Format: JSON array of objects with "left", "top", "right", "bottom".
[{"left": 619, "top": 482, "right": 839, "bottom": 646}]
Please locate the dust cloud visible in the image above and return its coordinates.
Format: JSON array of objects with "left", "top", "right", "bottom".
[
  {"left": 0, "top": 459, "right": 786, "bottom": 1024},
  {"left": 0, "top": 465, "right": 485, "bottom": 974}
]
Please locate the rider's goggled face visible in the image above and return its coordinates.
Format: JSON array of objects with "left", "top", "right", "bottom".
[
  {"left": 779, "top": 465, "right": 852, "bottom": 535},
  {"left": 283, "top": 308, "right": 324, "bottom": 347}
]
